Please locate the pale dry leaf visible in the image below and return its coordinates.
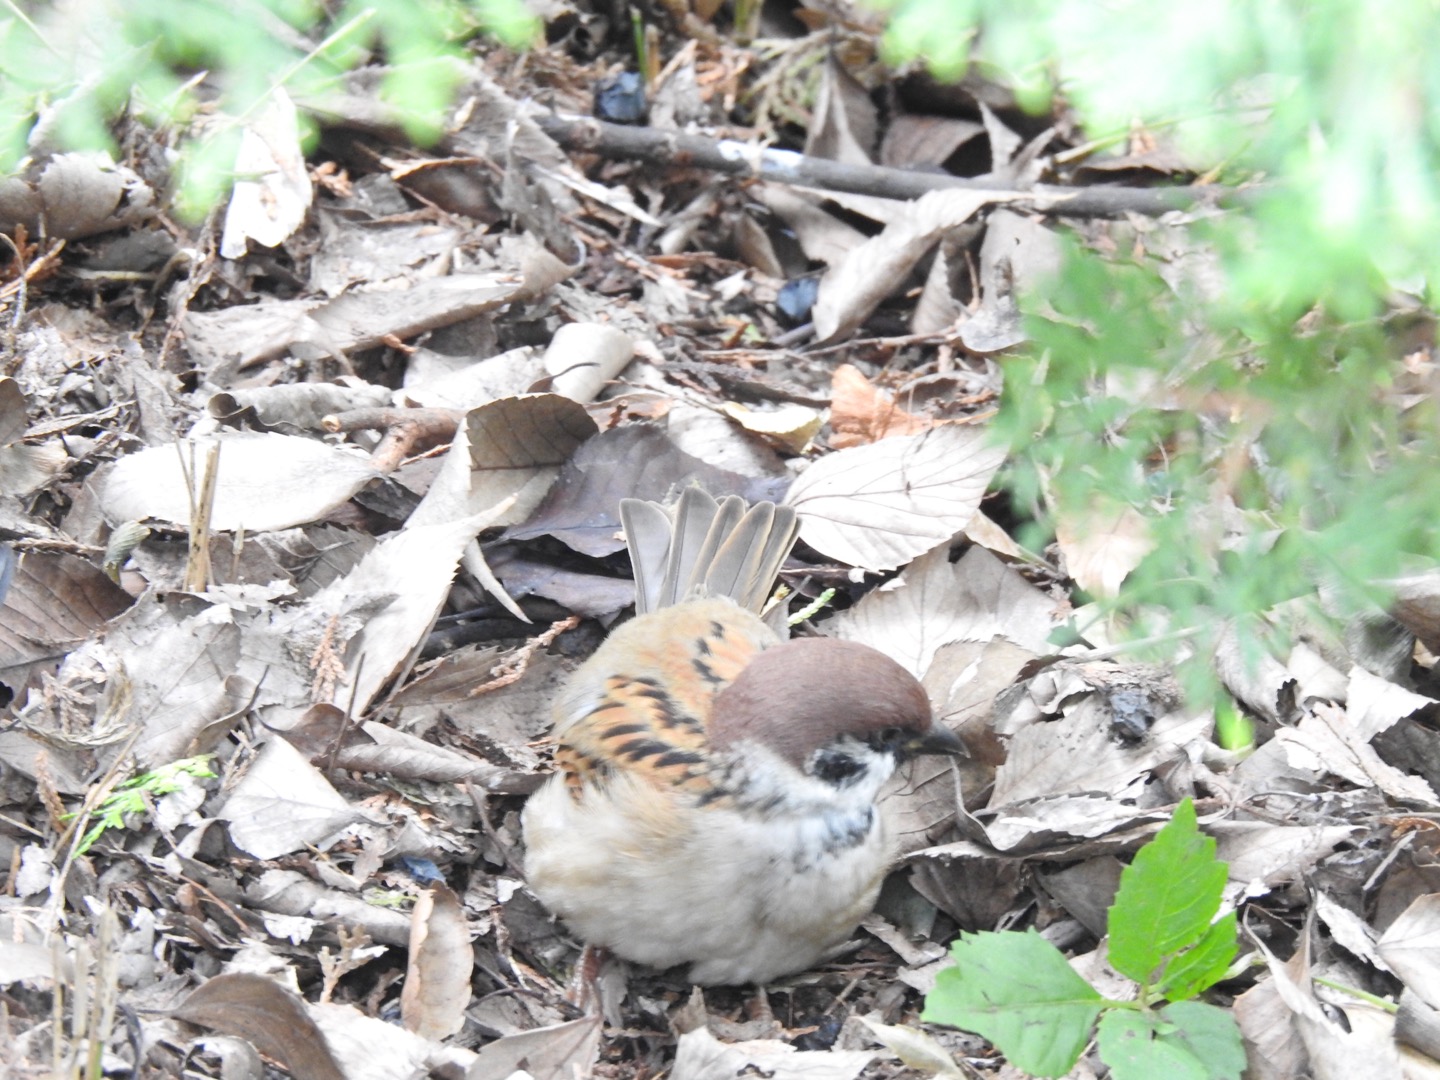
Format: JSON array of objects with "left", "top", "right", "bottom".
[
  {"left": 719, "top": 401, "right": 822, "bottom": 454},
  {"left": 1256, "top": 937, "right": 1404, "bottom": 1080},
  {"left": 0, "top": 376, "right": 25, "bottom": 444},
  {"left": 974, "top": 794, "right": 1168, "bottom": 854},
  {"left": 101, "top": 433, "right": 380, "bottom": 533},
  {"left": 0, "top": 552, "right": 132, "bottom": 687},
  {"left": 1285, "top": 641, "right": 1349, "bottom": 704},
  {"left": 1347, "top": 665, "right": 1437, "bottom": 741},
  {"left": 467, "top": 1014, "right": 603, "bottom": 1080},
  {"left": 289, "top": 506, "right": 515, "bottom": 710},
  {"left": 0, "top": 441, "right": 65, "bottom": 496},
  {"left": 543, "top": 322, "right": 635, "bottom": 404},
  {"left": 310, "top": 1003, "right": 436, "bottom": 1080},
  {"left": 206, "top": 382, "right": 392, "bottom": 432},
  {"left": 409, "top": 393, "right": 596, "bottom": 530},
  {"left": 402, "top": 344, "right": 545, "bottom": 410},
  {"left": 753, "top": 183, "right": 867, "bottom": 266},
  {"left": 335, "top": 722, "right": 527, "bottom": 792},
  {"left": 220, "top": 89, "right": 313, "bottom": 259},
  {"left": 0, "top": 152, "right": 154, "bottom": 240},
  {"left": 401, "top": 883, "right": 472, "bottom": 1040},
  {"left": 1214, "top": 623, "right": 1299, "bottom": 724},
  {"left": 219, "top": 735, "right": 370, "bottom": 859},
  {"left": 813, "top": 188, "right": 999, "bottom": 341},
  {"left": 989, "top": 695, "right": 1208, "bottom": 806},
  {"left": 805, "top": 55, "right": 877, "bottom": 166},
  {"left": 1055, "top": 502, "right": 1155, "bottom": 599},
  {"left": 247, "top": 869, "right": 411, "bottom": 947},
  {"left": 962, "top": 508, "right": 1028, "bottom": 559},
  {"left": 858, "top": 1018, "right": 962, "bottom": 1078},
  {"left": 119, "top": 618, "right": 249, "bottom": 767},
  {"left": 1274, "top": 701, "right": 1438, "bottom": 805},
  {"left": 1378, "top": 894, "right": 1440, "bottom": 1010},
  {"left": 785, "top": 424, "right": 1006, "bottom": 571},
  {"left": 881, "top": 114, "right": 985, "bottom": 170},
  {"left": 1389, "top": 568, "right": 1440, "bottom": 651},
  {"left": 1209, "top": 820, "right": 1359, "bottom": 889},
  {"left": 1039, "top": 857, "right": 1125, "bottom": 939},
  {"left": 667, "top": 401, "right": 788, "bottom": 480},
  {"left": 1312, "top": 891, "right": 1391, "bottom": 974},
  {"left": 912, "top": 238, "right": 966, "bottom": 335},
  {"left": 184, "top": 273, "right": 525, "bottom": 375},
  {"left": 671, "top": 1026, "right": 873, "bottom": 1080},
  {"left": 828, "top": 543, "right": 1055, "bottom": 678},
  {"left": 1233, "top": 973, "right": 1309, "bottom": 1080}
]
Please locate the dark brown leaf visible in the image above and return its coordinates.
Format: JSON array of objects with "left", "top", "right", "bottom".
[{"left": 173, "top": 973, "right": 346, "bottom": 1080}]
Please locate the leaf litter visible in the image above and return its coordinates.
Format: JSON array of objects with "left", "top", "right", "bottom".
[{"left": 0, "top": 11, "right": 1437, "bottom": 1080}]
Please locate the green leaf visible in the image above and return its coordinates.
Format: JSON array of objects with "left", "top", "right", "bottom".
[
  {"left": 1108, "top": 799, "right": 1227, "bottom": 986},
  {"left": 923, "top": 930, "right": 1104, "bottom": 1078},
  {"left": 1160, "top": 1001, "right": 1247, "bottom": 1080},
  {"left": 1213, "top": 695, "right": 1255, "bottom": 752},
  {"left": 1097, "top": 1001, "right": 1244, "bottom": 1080},
  {"left": 1097, "top": 1010, "right": 1207, "bottom": 1080},
  {"left": 1155, "top": 912, "right": 1238, "bottom": 1002}
]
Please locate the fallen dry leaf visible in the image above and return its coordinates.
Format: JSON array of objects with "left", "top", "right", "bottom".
[
  {"left": 786, "top": 424, "right": 1006, "bottom": 571},
  {"left": 827, "top": 363, "right": 931, "bottom": 448}
]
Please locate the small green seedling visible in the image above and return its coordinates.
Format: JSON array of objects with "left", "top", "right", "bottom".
[
  {"left": 1213, "top": 694, "right": 1256, "bottom": 753},
  {"left": 923, "top": 799, "right": 1244, "bottom": 1080},
  {"left": 70, "top": 756, "right": 216, "bottom": 855}
]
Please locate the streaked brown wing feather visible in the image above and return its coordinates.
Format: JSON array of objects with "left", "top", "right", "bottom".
[{"left": 553, "top": 602, "right": 774, "bottom": 803}]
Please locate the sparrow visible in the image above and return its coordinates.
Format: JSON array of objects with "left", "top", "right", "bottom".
[{"left": 521, "top": 487, "right": 964, "bottom": 986}]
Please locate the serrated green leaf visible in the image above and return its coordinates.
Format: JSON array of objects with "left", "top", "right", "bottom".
[
  {"left": 1109, "top": 799, "right": 1227, "bottom": 985},
  {"left": 1161, "top": 1001, "right": 1246, "bottom": 1080},
  {"left": 1097, "top": 1010, "right": 1208, "bottom": 1080},
  {"left": 1156, "top": 912, "right": 1238, "bottom": 1001},
  {"left": 923, "top": 930, "right": 1103, "bottom": 1079}
]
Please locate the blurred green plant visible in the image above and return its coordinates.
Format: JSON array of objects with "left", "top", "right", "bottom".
[
  {"left": 0, "top": 0, "right": 539, "bottom": 215},
  {"left": 924, "top": 799, "right": 1244, "bottom": 1079},
  {"left": 872, "top": 0, "right": 1440, "bottom": 694},
  {"left": 68, "top": 755, "right": 216, "bottom": 855}
]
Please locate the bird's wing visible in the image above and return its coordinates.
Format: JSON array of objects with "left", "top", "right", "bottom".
[{"left": 551, "top": 600, "right": 777, "bottom": 801}]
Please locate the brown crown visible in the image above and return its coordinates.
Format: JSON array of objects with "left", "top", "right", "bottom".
[{"left": 707, "top": 637, "right": 935, "bottom": 767}]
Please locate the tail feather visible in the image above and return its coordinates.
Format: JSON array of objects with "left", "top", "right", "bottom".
[{"left": 620, "top": 488, "right": 798, "bottom": 615}]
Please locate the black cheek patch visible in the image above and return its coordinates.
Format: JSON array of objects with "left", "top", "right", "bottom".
[{"left": 811, "top": 748, "right": 866, "bottom": 786}]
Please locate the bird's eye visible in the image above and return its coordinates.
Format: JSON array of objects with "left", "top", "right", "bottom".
[{"left": 879, "top": 727, "right": 904, "bottom": 745}]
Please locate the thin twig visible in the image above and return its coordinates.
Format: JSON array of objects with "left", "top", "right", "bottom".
[{"left": 532, "top": 111, "right": 1244, "bottom": 217}]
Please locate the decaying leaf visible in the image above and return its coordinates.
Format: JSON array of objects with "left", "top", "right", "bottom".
[
  {"left": 828, "top": 364, "right": 931, "bottom": 449},
  {"left": 786, "top": 424, "right": 1006, "bottom": 571},
  {"left": 219, "top": 735, "right": 372, "bottom": 859},
  {"left": 174, "top": 973, "right": 346, "bottom": 1080},
  {"left": 101, "top": 433, "right": 380, "bottom": 533},
  {"left": 401, "top": 883, "right": 472, "bottom": 1040}
]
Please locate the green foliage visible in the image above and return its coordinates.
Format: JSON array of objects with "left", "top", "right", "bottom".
[
  {"left": 922, "top": 928, "right": 1103, "bottom": 1076},
  {"left": 69, "top": 755, "right": 216, "bottom": 855},
  {"left": 872, "top": 0, "right": 1440, "bottom": 697},
  {"left": 0, "top": 0, "right": 540, "bottom": 215},
  {"left": 1212, "top": 695, "right": 1254, "bottom": 752},
  {"left": 875, "top": 0, "right": 1440, "bottom": 290},
  {"left": 924, "top": 799, "right": 1243, "bottom": 1079}
]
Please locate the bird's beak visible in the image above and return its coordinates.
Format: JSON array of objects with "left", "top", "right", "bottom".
[{"left": 905, "top": 724, "right": 968, "bottom": 759}]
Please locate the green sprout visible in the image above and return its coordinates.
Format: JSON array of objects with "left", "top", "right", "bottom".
[{"left": 70, "top": 756, "right": 216, "bottom": 855}]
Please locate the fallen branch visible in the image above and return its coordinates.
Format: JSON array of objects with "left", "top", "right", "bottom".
[{"left": 532, "top": 112, "right": 1234, "bottom": 217}]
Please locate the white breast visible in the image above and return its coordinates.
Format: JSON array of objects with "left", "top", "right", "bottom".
[{"left": 521, "top": 745, "right": 896, "bottom": 985}]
